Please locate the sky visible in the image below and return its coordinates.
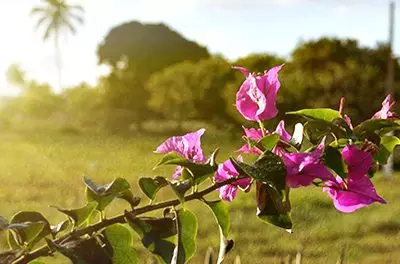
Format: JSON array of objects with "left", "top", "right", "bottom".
[{"left": 0, "top": 0, "right": 399, "bottom": 95}]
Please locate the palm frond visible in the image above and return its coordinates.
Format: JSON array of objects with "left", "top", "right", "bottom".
[
  {"left": 30, "top": 6, "right": 49, "bottom": 16},
  {"left": 69, "top": 4, "right": 84, "bottom": 13},
  {"left": 34, "top": 14, "right": 51, "bottom": 30},
  {"left": 43, "top": 22, "right": 57, "bottom": 40},
  {"left": 64, "top": 20, "right": 77, "bottom": 35},
  {"left": 44, "top": 0, "right": 62, "bottom": 6},
  {"left": 32, "top": 0, "right": 84, "bottom": 41},
  {"left": 68, "top": 12, "right": 84, "bottom": 24}
]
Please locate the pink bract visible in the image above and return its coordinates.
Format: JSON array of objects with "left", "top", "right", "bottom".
[
  {"left": 214, "top": 157, "right": 251, "bottom": 202},
  {"left": 282, "top": 138, "right": 335, "bottom": 188},
  {"left": 155, "top": 129, "right": 207, "bottom": 178},
  {"left": 233, "top": 65, "right": 283, "bottom": 121},
  {"left": 323, "top": 145, "right": 386, "bottom": 213},
  {"left": 372, "top": 94, "right": 396, "bottom": 120}
]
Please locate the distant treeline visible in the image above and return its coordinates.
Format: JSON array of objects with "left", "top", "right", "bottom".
[{"left": 2, "top": 21, "right": 399, "bottom": 133}]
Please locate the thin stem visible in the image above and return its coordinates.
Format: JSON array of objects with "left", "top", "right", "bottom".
[
  {"left": 13, "top": 176, "right": 244, "bottom": 264},
  {"left": 258, "top": 120, "right": 266, "bottom": 137}
]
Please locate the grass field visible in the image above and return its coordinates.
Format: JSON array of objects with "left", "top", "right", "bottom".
[{"left": 1, "top": 130, "right": 400, "bottom": 263}]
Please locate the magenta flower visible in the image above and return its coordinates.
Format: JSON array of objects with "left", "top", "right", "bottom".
[
  {"left": 372, "top": 94, "right": 396, "bottom": 120},
  {"left": 281, "top": 139, "right": 335, "bottom": 188},
  {"left": 273, "top": 120, "right": 293, "bottom": 157},
  {"left": 233, "top": 65, "right": 283, "bottom": 121},
  {"left": 238, "top": 120, "right": 291, "bottom": 155},
  {"left": 214, "top": 157, "right": 252, "bottom": 202},
  {"left": 155, "top": 128, "right": 207, "bottom": 178},
  {"left": 237, "top": 126, "right": 268, "bottom": 154},
  {"left": 275, "top": 120, "right": 291, "bottom": 142},
  {"left": 323, "top": 145, "right": 386, "bottom": 213}
]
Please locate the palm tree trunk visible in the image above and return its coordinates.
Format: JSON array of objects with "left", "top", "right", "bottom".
[{"left": 55, "top": 32, "right": 62, "bottom": 91}]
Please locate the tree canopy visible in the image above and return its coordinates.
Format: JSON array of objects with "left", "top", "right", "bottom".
[{"left": 97, "top": 21, "right": 210, "bottom": 76}]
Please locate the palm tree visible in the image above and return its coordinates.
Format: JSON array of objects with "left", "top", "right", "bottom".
[{"left": 31, "top": 0, "right": 84, "bottom": 90}]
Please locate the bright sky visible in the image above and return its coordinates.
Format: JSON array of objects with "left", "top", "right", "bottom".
[{"left": 0, "top": 0, "right": 399, "bottom": 94}]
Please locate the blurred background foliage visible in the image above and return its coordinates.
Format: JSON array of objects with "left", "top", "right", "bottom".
[{"left": 3, "top": 21, "right": 398, "bottom": 136}]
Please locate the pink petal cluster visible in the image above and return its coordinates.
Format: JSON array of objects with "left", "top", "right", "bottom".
[
  {"left": 323, "top": 145, "right": 386, "bottom": 213},
  {"left": 372, "top": 94, "right": 396, "bottom": 120},
  {"left": 155, "top": 129, "right": 207, "bottom": 178},
  {"left": 281, "top": 139, "right": 335, "bottom": 188},
  {"left": 237, "top": 127, "right": 268, "bottom": 154},
  {"left": 214, "top": 157, "right": 252, "bottom": 202},
  {"left": 238, "top": 120, "right": 291, "bottom": 155},
  {"left": 234, "top": 65, "right": 283, "bottom": 121}
]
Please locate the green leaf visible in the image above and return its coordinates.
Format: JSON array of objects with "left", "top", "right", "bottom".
[
  {"left": 138, "top": 176, "right": 168, "bottom": 200},
  {"left": 203, "top": 200, "right": 233, "bottom": 263},
  {"left": 51, "top": 202, "right": 98, "bottom": 228},
  {"left": 375, "top": 136, "right": 400, "bottom": 164},
  {"left": 86, "top": 187, "right": 114, "bottom": 211},
  {"left": 7, "top": 231, "right": 20, "bottom": 250},
  {"left": 46, "top": 236, "right": 110, "bottom": 264},
  {"left": 103, "top": 224, "right": 139, "bottom": 264},
  {"left": 154, "top": 153, "right": 217, "bottom": 184},
  {"left": 8, "top": 222, "right": 45, "bottom": 248},
  {"left": 256, "top": 134, "right": 280, "bottom": 152},
  {"left": 323, "top": 146, "right": 347, "bottom": 178},
  {"left": 353, "top": 119, "right": 400, "bottom": 137},
  {"left": 125, "top": 211, "right": 176, "bottom": 264},
  {"left": 230, "top": 151, "right": 286, "bottom": 191},
  {"left": 168, "top": 179, "right": 193, "bottom": 203},
  {"left": 204, "top": 200, "right": 230, "bottom": 237},
  {"left": 209, "top": 148, "right": 219, "bottom": 167},
  {"left": 304, "top": 120, "right": 347, "bottom": 144},
  {"left": 174, "top": 208, "right": 198, "bottom": 264},
  {"left": 287, "top": 108, "right": 341, "bottom": 122},
  {"left": 256, "top": 181, "right": 292, "bottom": 230},
  {"left": 7, "top": 211, "right": 51, "bottom": 249},
  {"left": 85, "top": 177, "right": 136, "bottom": 211},
  {"left": 119, "top": 190, "right": 141, "bottom": 210},
  {"left": 154, "top": 152, "right": 189, "bottom": 168},
  {"left": 51, "top": 220, "right": 70, "bottom": 237},
  {"left": 103, "top": 177, "right": 131, "bottom": 195},
  {"left": 304, "top": 120, "right": 330, "bottom": 144}
]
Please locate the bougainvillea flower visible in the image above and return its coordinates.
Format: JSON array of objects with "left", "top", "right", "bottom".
[
  {"left": 342, "top": 144, "right": 372, "bottom": 175},
  {"left": 237, "top": 127, "right": 268, "bottom": 154},
  {"left": 238, "top": 120, "right": 291, "bottom": 155},
  {"left": 282, "top": 138, "right": 335, "bottom": 188},
  {"left": 233, "top": 65, "right": 283, "bottom": 121},
  {"left": 372, "top": 94, "right": 396, "bottom": 119},
  {"left": 273, "top": 120, "right": 293, "bottom": 157},
  {"left": 275, "top": 120, "right": 291, "bottom": 142},
  {"left": 214, "top": 157, "right": 252, "bottom": 202},
  {"left": 323, "top": 145, "right": 386, "bottom": 213},
  {"left": 155, "top": 128, "right": 207, "bottom": 178}
]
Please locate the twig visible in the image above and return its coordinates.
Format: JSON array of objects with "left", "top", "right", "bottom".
[{"left": 12, "top": 176, "right": 242, "bottom": 264}]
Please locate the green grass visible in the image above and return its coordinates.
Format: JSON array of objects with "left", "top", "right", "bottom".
[{"left": 1, "top": 130, "right": 400, "bottom": 263}]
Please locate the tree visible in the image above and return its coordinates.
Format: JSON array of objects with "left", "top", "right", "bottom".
[
  {"left": 98, "top": 68, "right": 150, "bottom": 131},
  {"left": 146, "top": 56, "right": 234, "bottom": 127},
  {"left": 97, "top": 21, "right": 209, "bottom": 76},
  {"left": 6, "top": 64, "right": 26, "bottom": 88},
  {"left": 30, "top": 0, "right": 84, "bottom": 90},
  {"left": 61, "top": 82, "right": 104, "bottom": 129},
  {"left": 97, "top": 21, "right": 210, "bottom": 130},
  {"left": 287, "top": 37, "right": 400, "bottom": 124}
]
